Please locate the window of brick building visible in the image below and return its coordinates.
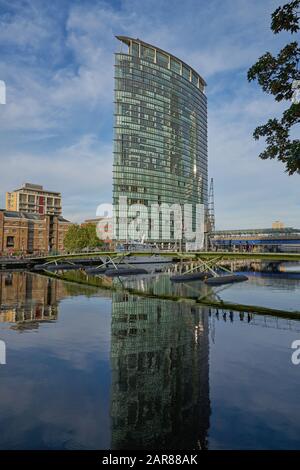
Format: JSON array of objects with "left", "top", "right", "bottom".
[{"left": 6, "top": 236, "right": 14, "bottom": 247}]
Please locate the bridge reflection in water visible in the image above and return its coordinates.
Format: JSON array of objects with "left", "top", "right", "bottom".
[{"left": 208, "top": 308, "right": 300, "bottom": 334}]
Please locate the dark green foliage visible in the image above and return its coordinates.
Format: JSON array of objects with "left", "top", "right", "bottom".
[
  {"left": 64, "top": 223, "right": 104, "bottom": 252},
  {"left": 248, "top": 1, "right": 300, "bottom": 174}
]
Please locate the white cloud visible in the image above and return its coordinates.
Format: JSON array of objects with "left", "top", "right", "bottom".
[{"left": 0, "top": 134, "right": 113, "bottom": 222}]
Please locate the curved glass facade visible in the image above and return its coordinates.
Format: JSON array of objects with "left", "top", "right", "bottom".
[{"left": 113, "top": 36, "right": 208, "bottom": 245}]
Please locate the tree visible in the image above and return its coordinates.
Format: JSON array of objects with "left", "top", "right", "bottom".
[
  {"left": 64, "top": 223, "right": 104, "bottom": 252},
  {"left": 63, "top": 224, "right": 84, "bottom": 252},
  {"left": 247, "top": 0, "right": 300, "bottom": 174},
  {"left": 81, "top": 223, "right": 104, "bottom": 249}
]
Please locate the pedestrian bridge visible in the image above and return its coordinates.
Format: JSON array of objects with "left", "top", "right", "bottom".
[{"left": 1, "top": 250, "right": 300, "bottom": 271}]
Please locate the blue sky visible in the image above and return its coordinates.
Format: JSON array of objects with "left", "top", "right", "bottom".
[{"left": 0, "top": 0, "right": 298, "bottom": 228}]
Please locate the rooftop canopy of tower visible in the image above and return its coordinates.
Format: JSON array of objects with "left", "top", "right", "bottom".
[{"left": 116, "top": 35, "right": 207, "bottom": 93}]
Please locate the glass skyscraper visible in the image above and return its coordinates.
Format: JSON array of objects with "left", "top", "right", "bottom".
[{"left": 113, "top": 36, "right": 208, "bottom": 247}]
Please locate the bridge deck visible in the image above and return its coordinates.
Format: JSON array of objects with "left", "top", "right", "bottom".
[
  {"left": 41, "top": 251, "right": 300, "bottom": 262},
  {"left": 1, "top": 250, "right": 300, "bottom": 271}
]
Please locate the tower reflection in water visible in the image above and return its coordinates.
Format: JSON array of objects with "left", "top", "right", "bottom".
[{"left": 110, "top": 292, "right": 211, "bottom": 450}]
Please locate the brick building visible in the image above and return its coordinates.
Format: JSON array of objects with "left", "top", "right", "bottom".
[
  {"left": 0, "top": 271, "right": 69, "bottom": 328},
  {"left": 0, "top": 210, "right": 71, "bottom": 255}
]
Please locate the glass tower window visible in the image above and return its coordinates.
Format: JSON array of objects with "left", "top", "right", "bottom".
[{"left": 156, "top": 51, "right": 169, "bottom": 67}]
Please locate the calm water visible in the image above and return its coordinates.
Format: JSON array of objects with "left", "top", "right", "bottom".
[{"left": 0, "top": 264, "right": 300, "bottom": 450}]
